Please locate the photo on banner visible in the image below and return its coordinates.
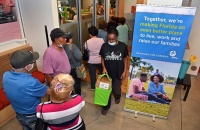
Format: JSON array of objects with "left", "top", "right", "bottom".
[
  {"left": 0, "top": 0, "right": 23, "bottom": 43},
  {"left": 125, "top": 57, "right": 181, "bottom": 118}
]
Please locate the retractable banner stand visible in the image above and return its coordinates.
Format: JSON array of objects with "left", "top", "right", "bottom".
[{"left": 124, "top": 5, "right": 196, "bottom": 118}]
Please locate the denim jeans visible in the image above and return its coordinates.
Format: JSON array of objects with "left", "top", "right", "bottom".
[
  {"left": 138, "top": 92, "right": 167, "bottom": 104},
  {"left": 16, "top": 112, "right": 37, "bottom": 130},
  {"left": 157, "top": 94, "right": 172, "bottom": 102}
]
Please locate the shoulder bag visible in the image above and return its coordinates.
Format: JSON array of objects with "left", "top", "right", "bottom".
[
  {"left": 82, "top": 41, "right": 89, "bottom": 61},
  {"left": 69, "top": 44, "right": 86, "bottom": 79},
  {"left": 35, "top": 103, "right": 48, "bottom": 130}
]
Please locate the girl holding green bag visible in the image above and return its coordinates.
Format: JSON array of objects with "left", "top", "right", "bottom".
[{"left": 99, "top": 28, "right": 128, "bottom": 115}]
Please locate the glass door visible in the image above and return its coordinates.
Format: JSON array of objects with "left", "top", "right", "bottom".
[
  {"left": 96, "top": 0, "right": 105, "bottom": 28},
  {"left": 57, "top": 0, "right": 111, "bottom": 50},
  {"left": 80, "top": 0, "right": 94, "bottom": 47},
  {"left": 110, "top": 0, "right": 116, "bottom": 17},
  {"left": 57, "top": 0, "right": 80, "bottom": 48}
]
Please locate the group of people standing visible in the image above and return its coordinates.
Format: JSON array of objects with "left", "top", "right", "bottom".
[
  {"left": 3, "top": 28, "right": 86, "bottom": 130},
  {"left": 106, "top": 16, "right": 130, "bottom": 45},
  {"left": 2, "top": 16, "right": 130, "bottom": 130},
  {"left": 85, "top": 16, "right": 129, "bottom": 114}
]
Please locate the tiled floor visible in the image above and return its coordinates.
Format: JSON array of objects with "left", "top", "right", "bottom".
[{"left": 1, "top": 76, "right": 200, "bottom": 130}]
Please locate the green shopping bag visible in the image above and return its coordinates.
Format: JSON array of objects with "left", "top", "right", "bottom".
[{"left": 94, "top": 74, "right": 112, "bottom": 106}]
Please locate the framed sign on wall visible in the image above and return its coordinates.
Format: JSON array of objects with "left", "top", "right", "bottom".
[{"left": 0, "top": 0, "right": 24, "bottom": 44}]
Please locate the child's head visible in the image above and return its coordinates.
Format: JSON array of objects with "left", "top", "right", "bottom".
[{"left": 51, "top": 74, "right": 74, "bottom": 102}]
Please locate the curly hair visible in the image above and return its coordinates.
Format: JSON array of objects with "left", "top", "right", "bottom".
[
  {"left": 150, "top": 74, "right": 164, "bottom": 83},
  {"left": 119, "top": 17, "right": 126, "bottom": 25},
  {"left": 99, "top": 20, "right": 107, "bottom": 30},
  {"left": 110, "top": 16, "right": 116, "bottom": 21}
]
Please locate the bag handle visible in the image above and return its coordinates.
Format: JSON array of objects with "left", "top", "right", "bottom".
[
  {"left": 97, "top": 74, "right": 112, "bottom": 82},
  {"left": 127, "top": 24, "right": 131, "bottom": 31},
  {"left": 69, "top": 44, "right": 77, "bottom": 69},
  {"left": 40, "top": 103, "right": 44, "bottom": 120},
  {"left": 84, "top": 41, "right": 89, "bottom": 51},
  {"left": 85, "top": 41, "right": 88, "bottom": 49}
]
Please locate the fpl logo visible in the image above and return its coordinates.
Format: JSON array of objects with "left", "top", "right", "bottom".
[{"left": 170, "top": 51, "right": 177, "bottom": 59}]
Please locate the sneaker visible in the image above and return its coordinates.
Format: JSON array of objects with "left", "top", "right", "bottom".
[
  {"left": 101, "top": 109, "right": 107, "bottom": 115},
  {"left": 166, "top": 102, "right": 171, "bottom": 105},
  {"left": 91, "top": 89, "right": 95, "bottom": 91},
  {"left": 115, "top": 99, "right": 120, "bottom": 104}
]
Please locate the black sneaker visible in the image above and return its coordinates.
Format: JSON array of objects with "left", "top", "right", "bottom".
[
  {"left": 101, "top": 109, "right": 107, "bottom": 115},
  {"left": 115, "top": 99, "right": 120, "bottom": 104}
]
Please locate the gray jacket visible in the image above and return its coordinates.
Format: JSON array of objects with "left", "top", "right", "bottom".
[
  {"left": 64, "top": 44, "right": 82, "bottom": 69},
  {"left": 98, "top": 29, "right": 107, "bottom": 43}
]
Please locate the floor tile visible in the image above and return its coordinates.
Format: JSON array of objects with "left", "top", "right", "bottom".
[
  {"left": 80, "top": 103, "right": 102, "bottom": 125},
  {"left": 86, "top": 120, "right": 117, "bottom": 130},
  {"left": 98, "top": 112, "right": 159, "bottom": 130}
]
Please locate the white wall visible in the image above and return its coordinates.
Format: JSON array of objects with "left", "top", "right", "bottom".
[
  {"left": 147, "top": 0, "right": 183, "bottom": 6},
  {"left": 18, "top": 0, "right": 59, "bottom": 70},
  {"left": 124, "top": 0, "right": 137, "bottom": 13},
  {"left": 183, "top": 0, "right": 200, "bottom": 75}
]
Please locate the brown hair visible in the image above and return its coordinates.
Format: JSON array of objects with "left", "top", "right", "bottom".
[
  {"left": 99, "top": 20, "right": 107, "bottom": 30},
  {"left": 110, "top": 16, "right": 116, "bottom": 21},
  {"left": 119, "top": 17, "right": 126, "bottom": 25},
  {"left": 50, "top": 74, "right": 74, "bottom": 102}
]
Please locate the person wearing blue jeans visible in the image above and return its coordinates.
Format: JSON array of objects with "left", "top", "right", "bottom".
[
  {"left": 148, "top": 75, "right": 172, "bottom": 103},
  {"left": 128, "top": 73, "right": 170, "bottom": 105},
  {"left": 16, "top": 113, "right": 38, "bottom": 130},
  {"left": 3, "top": 50, "right": 50, "bottom": 130}
]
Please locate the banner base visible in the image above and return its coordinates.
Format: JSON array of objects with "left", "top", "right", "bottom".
[{"left": 124, "top": 108, "right": 168, "bottom": 120}]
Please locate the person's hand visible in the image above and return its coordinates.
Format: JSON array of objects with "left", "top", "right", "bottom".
[
  {"left": 164, "top": 95, "right": 169, "bottom": 99},
  {"left": 157, "top": 92, "right": 162, "bottom": 95},
  {"left": 103, "top": 68, "right": 108, "bottom": 74},
  {"left": 121, "top": 71, "right": 126, "bottom": 80},
  {"left": 162, "top": 94, "right": 168, "bottom": 99}
]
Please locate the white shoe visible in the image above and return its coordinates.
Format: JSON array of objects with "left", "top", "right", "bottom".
[{"left": 91, "top": 89, "right": 95, "bottom": 91}]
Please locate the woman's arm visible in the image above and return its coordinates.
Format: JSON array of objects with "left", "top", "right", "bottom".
[
  {"left": 101, "top": 57, "right": 107, "bottom": 74},
  {"left": 121, "top": 44, "right": 128, "bottom": 80},
  {"left": 160, "top": 84, "right": 167, "bottom": 94},
  {"left": 121, "top": 57, "right": 127, "bottom": 80}
]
